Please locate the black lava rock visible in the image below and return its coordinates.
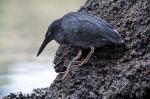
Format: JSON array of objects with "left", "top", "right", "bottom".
[{"left": 3, "top": 0, "right": 150, "bottom": 99}]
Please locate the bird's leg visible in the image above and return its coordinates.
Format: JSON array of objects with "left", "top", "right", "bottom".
[
  {"left": 61, "top": 49, "right": 82, "bottom": 80},
  {"left": 73, "top": 46, "right": 95, "bottom": 67},
  {"left": 73, "top": 49, "right": 82, "bottom": 62}
]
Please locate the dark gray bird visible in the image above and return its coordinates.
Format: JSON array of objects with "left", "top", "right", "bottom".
[{"left": 37, "top": 12, "right": 124, "bottom": 79}]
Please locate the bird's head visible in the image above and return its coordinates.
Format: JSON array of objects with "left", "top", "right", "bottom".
[{"left": 37, "top": 19, "right": 61, "bottom": 56}]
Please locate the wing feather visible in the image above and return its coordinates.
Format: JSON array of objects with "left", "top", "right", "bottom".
[{"left": 61, "top": 12, "right": 124, "bottom": 46}]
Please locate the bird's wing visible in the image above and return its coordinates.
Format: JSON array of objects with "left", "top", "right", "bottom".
[
  {"left": 61, "top": 12, "right": 123, "bottom": 45},
  {"left": 66, "top": 12, "right": 114, "bottom": 29}
]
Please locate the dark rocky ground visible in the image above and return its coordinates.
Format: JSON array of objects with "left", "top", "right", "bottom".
[{"left": 3, "top": 0, "right": 150, "bottom": 99}]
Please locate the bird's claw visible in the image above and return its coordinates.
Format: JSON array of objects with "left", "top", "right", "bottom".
[
  {"left": 60, "top": 61, "right": 88, "bottom": 80},
  {"left": 60, "top": 47, "right": 94, "bottom": 80}
]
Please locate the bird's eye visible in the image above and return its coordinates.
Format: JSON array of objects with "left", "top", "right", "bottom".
[
  {"left": 46, "top": 31, "right": 51, "bottom": 36},
  {"left": 48, "top": 32, "right": 51, "bottom": 36}
]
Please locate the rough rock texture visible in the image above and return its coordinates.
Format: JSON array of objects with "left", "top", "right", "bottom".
[{"left": 3, "top": 0, "right": 150, "bottom": 99}]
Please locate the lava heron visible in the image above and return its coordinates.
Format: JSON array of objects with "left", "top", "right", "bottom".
[{"left": 37, "top": 12, "right": 124, "bottom": 79}]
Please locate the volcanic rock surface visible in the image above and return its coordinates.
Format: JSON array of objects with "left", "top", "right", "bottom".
[{"left": 4, "top": 0, "right": 150, "bottom": 99}]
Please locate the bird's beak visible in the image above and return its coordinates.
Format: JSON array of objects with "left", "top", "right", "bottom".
[{"left": 37, "top": 38, "right": 52, "bottom": 57}]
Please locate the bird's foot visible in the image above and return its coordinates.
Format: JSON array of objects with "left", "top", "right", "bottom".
[
  {"left": 72, "top": 59, "right": 88, "bottom": 67},
  {"left": 60, "top": 47, "right": 95, "bottom": 80},
  {"left": 60, "top": 67, "right": 70, "bottom": 80},
  {"left": 60, "top": 61, "right": 81, "bottom": 80},
  {"left": 72, "top": 61, "right": 82, "bottom": 65},
  {"left": 61, "top": 60, "right": 89, "bottom": 80}
]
